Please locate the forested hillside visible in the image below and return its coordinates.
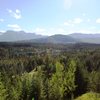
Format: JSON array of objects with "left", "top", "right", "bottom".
[{"left": 0, "top": 43, "right": 100, "bottom": 100}]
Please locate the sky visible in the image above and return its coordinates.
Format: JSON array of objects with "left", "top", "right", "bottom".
[{"left": 0, "top": 0, "right": 100, "bottom": 35}]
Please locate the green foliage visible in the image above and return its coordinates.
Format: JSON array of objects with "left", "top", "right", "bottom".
[
  {"left": 49, "top": 60, "right": 77, "bottom": 100},
  {"left": 0, "top": 44, "right": 100, "bottom": 100},
  {"left": 0, "top": 73, "right": 7, "bottom": 100},
  {"left": 88, "top": 71, "right": 100, "bottom": 93},
  {"left": 63, "top": 59, "right": 77, "bottom": 99},
  {"left": 49, "top": 62, "right": 64, "bottom": 100},
  {"left": 74, "top": 59, "right": 88, "bottom": 96},
  {"left": 75, "top": 92, "right": 100, "bottom": 100}
]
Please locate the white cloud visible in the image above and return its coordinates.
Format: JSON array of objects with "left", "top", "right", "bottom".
[
  {"left": 7, "top": 24, "right": 22, "bottom": 31},
  {"left": 64, "top": 0, "right": 72, "bottom": 10},
  {"left": 73, "top": 18, "right": 83, "bottom": 24},
  {"left": 0, "top": 30, "right": 6, "bottom": 35},
  {"left": 63, "top": 18, "right": 83, "bottom": 27},
  {"left": 0, "top": 19, "right": 4, "bottom": 22},
  {"left": 64, "top": 22, "right": 70, "bottom": 26},
  {"left": 96, "top": 18, "right": 100, "bottom": 23},
  {"left": 16, "top": 9, "right": 20, "bottom": 13},
  {"left": 7, "top": 9, "right": 22, "bottom": 19},
  {"left": 78, "top": 30, "right": 92, "bottom": 33},
  {"left": 34, "top": 27, "right": 66, "bottom": 35},
  {"left": 0, "top": 30, "right": 4, "bottom": 32},
  {"left": 68, "top": 29, "right": 92, "bottom": 34},
  {"left": 64, "top": 21, "right": 74, "bottom": 27},
  {"left": 57, "top": 28, "right": 65, "bottom": 33},
  {"left": 49, "top": 28, "right": 66, "bottom": 35},
  {"left": 34, "top": 28, "right": 50, "bottom": 35}
]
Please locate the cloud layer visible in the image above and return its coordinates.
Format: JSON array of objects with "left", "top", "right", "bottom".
[
  {"left": 7, "top": 9, "right": 22, "bottom": 19},
  {"left": 7, "top": 24, "right": 22, "bottom": 31},
  {"left": 96, "top": 18, "right": 100, "bottom": 23}
]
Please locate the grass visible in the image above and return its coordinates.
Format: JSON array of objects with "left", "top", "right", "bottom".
[{"left": 75, "top": 92, "right": 100, "bottom": 100}]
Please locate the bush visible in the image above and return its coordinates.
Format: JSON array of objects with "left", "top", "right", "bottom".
[{"left": 75, "top": 92, "right": 100, "bottom": 100}]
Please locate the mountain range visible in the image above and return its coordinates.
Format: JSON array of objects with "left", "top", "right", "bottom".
[
  {"left": 28, "top": 34, "right": 78, "bottom": 44},
  {"left": 0, "top": 30, "right": 44, "bottom": 42},
  {"left": 0, "top": 30, "right": 100, "bottom": 44},
  {"left": 69, "top": 33, "right": 100, "bottom": 44}
]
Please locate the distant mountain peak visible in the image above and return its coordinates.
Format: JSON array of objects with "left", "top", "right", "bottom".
[
  {"left": 0, "top": 30, "right": 45, "bottom": 42},
  {"left": 28, "top": 34, "right": 78, "bottom": 44}
]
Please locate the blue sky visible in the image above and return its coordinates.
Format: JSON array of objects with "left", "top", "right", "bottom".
[{"left": 0, "top": 0, "right": 100, "bottom": 35}]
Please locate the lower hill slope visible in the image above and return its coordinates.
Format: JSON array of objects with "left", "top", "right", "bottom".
[{"left": 75, "top": 92, "right": 100, "bottom": 100}]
